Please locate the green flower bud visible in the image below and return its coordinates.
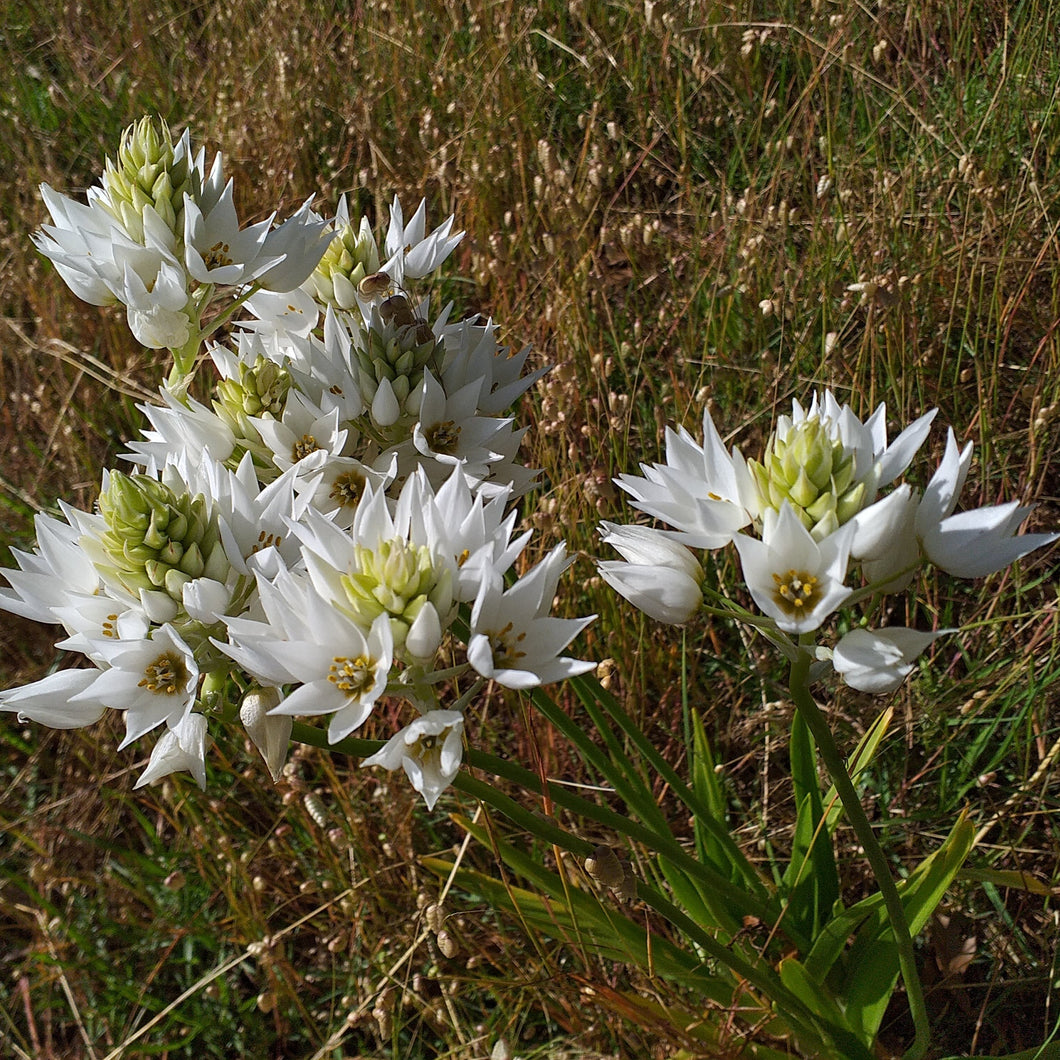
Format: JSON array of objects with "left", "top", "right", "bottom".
[
  {"left": 98, "top": 116, "right": 198, "bottom": 246},
  {"left": 213, "top": 355, "right": 292, "bottom": 474},
  {"left": 307, "top": 213, "right": 381, "bottom": 310},
  {"left": 353, "top": 298, "right": 444, "bottom": 440},
  {"left": 749, "top": 416, "right": 866, "bottom": 540},
  {"left": 340, "top": 540, "right": 452, "bottom": 650},
  {"left": 97, "top": 471, "right": 230, "bottom": 604}
]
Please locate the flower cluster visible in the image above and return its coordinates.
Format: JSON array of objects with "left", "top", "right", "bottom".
[
  {"left": 601, "top": 392, "right": 1056, "bottom": 692},
  {"left": 2, "top": 117, "right": 594, "bottom": 807}
]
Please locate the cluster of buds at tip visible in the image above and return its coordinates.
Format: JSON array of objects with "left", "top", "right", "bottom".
[
  {"left": 306, "top": 213, "right": 381, "bottom": 309},
  {"left": 340, "top": 540, "right": 452, "bottom": 655},
  {"left": 748, "top": 414, "right": 865, "bottom": 540},
  {"left": 98, "top": 116, "right": 198, "bottom": 246},
  {"left": 213, "top": 355, "right": 292, "bottom": 467},
  {"left": 97, "top": 471, "right": 230, "bottom": 602},
  {"left": 353, "top": 294, "right": 443, "bottom": 434}
]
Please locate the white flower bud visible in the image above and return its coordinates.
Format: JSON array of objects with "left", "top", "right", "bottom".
[{"left": 240, "top": 687, "right": 292, "bottom": 782}]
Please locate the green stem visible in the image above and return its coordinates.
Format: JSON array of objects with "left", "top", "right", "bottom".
[{"left": 788, "top": 646, "right": 930, "bottom": 1060}]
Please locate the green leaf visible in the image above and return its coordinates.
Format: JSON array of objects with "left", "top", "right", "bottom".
[
  {"left": 781, "top": 711, "right": 840, "bottom": 939},
  {"left": 689, "top": 709, "right": 760, "bottom": 886},
  {"left": 823, "top": 706, "right": 893, "bottom": 834},
  {"left": 656, "top": 855, "right": 740, "bottom": 937},
  {"left": 957, "top": 865, "right": 1058, "bottom": 896},
  {"left": 421, "top": 845, "right": 735, "bottom": 1005},
  {"left": 570, "top": 676, "right": 771, "bottom": 900},
  {"left": 781, "top": 788, "right": 840, "bottom": 942},
  {"left": 839, "top": 811, "right": 976, "bottom": 1042},
  {"left": 778, "top": 955, "right": 860, "bottom": 1043},
  {"left": 445, "top": 812, "right": 865, "bottom": 1058},
  {"left": 939, "top": 1048, "right": 1060, "bottom": 1060}
]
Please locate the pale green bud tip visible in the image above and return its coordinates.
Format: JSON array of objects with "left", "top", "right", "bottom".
[
  {"left": 750, "top": 415, "right": 866, "bottom": 538},
  {"left": 339, "top": 541, "right": 451, "bottom": 649},
  {"left": 97, "top": 471, "right": 230, "bottom": 603},
  {"left": 309, "top": 217, "right": 381, "bottom": 308},
  {"left": 100, "top": 115, "right": 195, "bottom": 244},
  {"left": 215, "top": 356, "right": 291, "bottom": 421}
]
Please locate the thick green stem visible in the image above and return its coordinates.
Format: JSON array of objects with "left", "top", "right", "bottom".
[{"left": 789, "top": 647, "right": 930, "bottom": 1060}]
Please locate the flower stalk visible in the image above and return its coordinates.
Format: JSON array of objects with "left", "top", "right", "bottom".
[{"left": 788, "top": 644, "right": 930, "bottom": 1060}]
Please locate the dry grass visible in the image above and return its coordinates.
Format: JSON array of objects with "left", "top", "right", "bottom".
[{"left": 1, "top": 1, "right": 1058, "bottom": 1057}]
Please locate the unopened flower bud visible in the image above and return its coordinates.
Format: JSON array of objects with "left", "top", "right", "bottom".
[
  {"left": 748, "top": 414, "right": 866, "bottom": 539},
  {"left": 240, "top": 687, "right": 291, "bottom": 781},
  {"left": 99, "top": 116, "right": 198, "bottom": 246},
  {"left": 307, "top": 212, "right": 380, "bottom": 310},
  {"left": 96, "top": 471, "right": 231, "bottom": 606}
]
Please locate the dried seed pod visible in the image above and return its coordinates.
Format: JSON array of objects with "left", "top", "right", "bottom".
[
  {"left": 379, "top": 293, "right": 415, "bottom": 327},
  {"left": 358, "top": 271, "right": 393, "bottom": 298},
  {"left": 436, "top": 929, "right": 457, "bottom": 958},
  {"left": 372, "top": 989, "right": 394, "bottom": 1037},
  {"left": 613, "top": 859, "right": 638, "bottom": 902},
  {"left": 303, "top": 792, "right": 329, "bottom": 828},
  {"left": 424, "top": 902, "right": 445, "bottom": 933}
]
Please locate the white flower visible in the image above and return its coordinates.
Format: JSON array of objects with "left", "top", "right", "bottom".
[
  {"left": 71, "top": 623, "right": 199, "bottom": 749},
  {"left": 733, "top": 504, "right": 855, "bottom": 634},
  {"left": 362, "top": 709, "right": 465, "bottom": 810},
  {"left": 616, "top": 406, "right": 756, "bottom": 549},
  {"left": 923, "top": 503, "right": 1057, "bottom": 578},
  {"left": 252, "top": 392, "right": 350, "bottom": 473},
  {"left": 0, "top": 508, "right": 101, "bottom": 623},
  {"left": 439, "top": 316, "right": 547, "bottom": 416},
  {"left": 830, "top": 627, "right": 953, "bottom": 693},
  {"left": 290, "top": 472, "right": 459, "bottom": 656},
  {"left": 182, "top": 161, "right": 277, "bottom": 285},
  {"left": 179, "top": 451, "right": 308, "bottom": 578},
  {"left": 121, "top": 255, "right": 193, "bottom": 349},
  {"left": 431, "top": 467, "right": 529, "bottom": 601},
  {"left": 255, "top": 197, "right": 335, "bottom": 292},
  {"left": 382, "top": 197, "right": 464, "bottom": 284},
  {"left": 34, "top": 184, "right": 125, "bottom": 305},
  {"left": 242, "top": 286, "right": 320, "bottom": 338},
  {"left": 915, "top": 429, "right": 1058, "bottom": 577},
  {"left": 299, "top": 453, "right": 396, "bottom": 529},
  {"left": 597, "top": 523, "right": 704, "bottom": 624},
  {"left": 749, "top": 393, "right": 936, "bottom": 539},
  {"left": 134, "top": 712, "right": 209, "bottom": 790},
  {"left": 222, "top": 581, "right": 394, "bottom": 743},
  {"left": 412, "top": 370, "right": 512, "bottom": 478},
  {"left": 848, "top": 485, "right": 920, "bottom": 591},
  {"left": 52, "top": 594, "right": 150, "bottom": 663},
  {"left": 467, "top": 545, "right": 596, "bottom": 688},
  {"left": 125, "top": 389, "right": 237, "bottom": 470},
  {"left": 0, "top": 668, "right": 106, "bottom": 729}
]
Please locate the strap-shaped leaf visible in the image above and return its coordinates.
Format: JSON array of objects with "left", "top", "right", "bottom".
[
  {"left": 822, "top": 707, "right": 893, "bottom": 834},
  {"left": 839, "top": 812, "right": 976, "bottom": 1042},
  {"left": 781, "top": 787, "right": 840, "bottom": 942}
]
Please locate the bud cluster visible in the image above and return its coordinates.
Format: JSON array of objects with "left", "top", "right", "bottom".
[
  {"left": 749, "top": 414, "right": 865, "bottom": 539},
  {"left": 98, "top": 116, "right": 198, "bottom": 246},
  {"left": 97, "top": 471, "right": 229, "bottom": 603}
]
